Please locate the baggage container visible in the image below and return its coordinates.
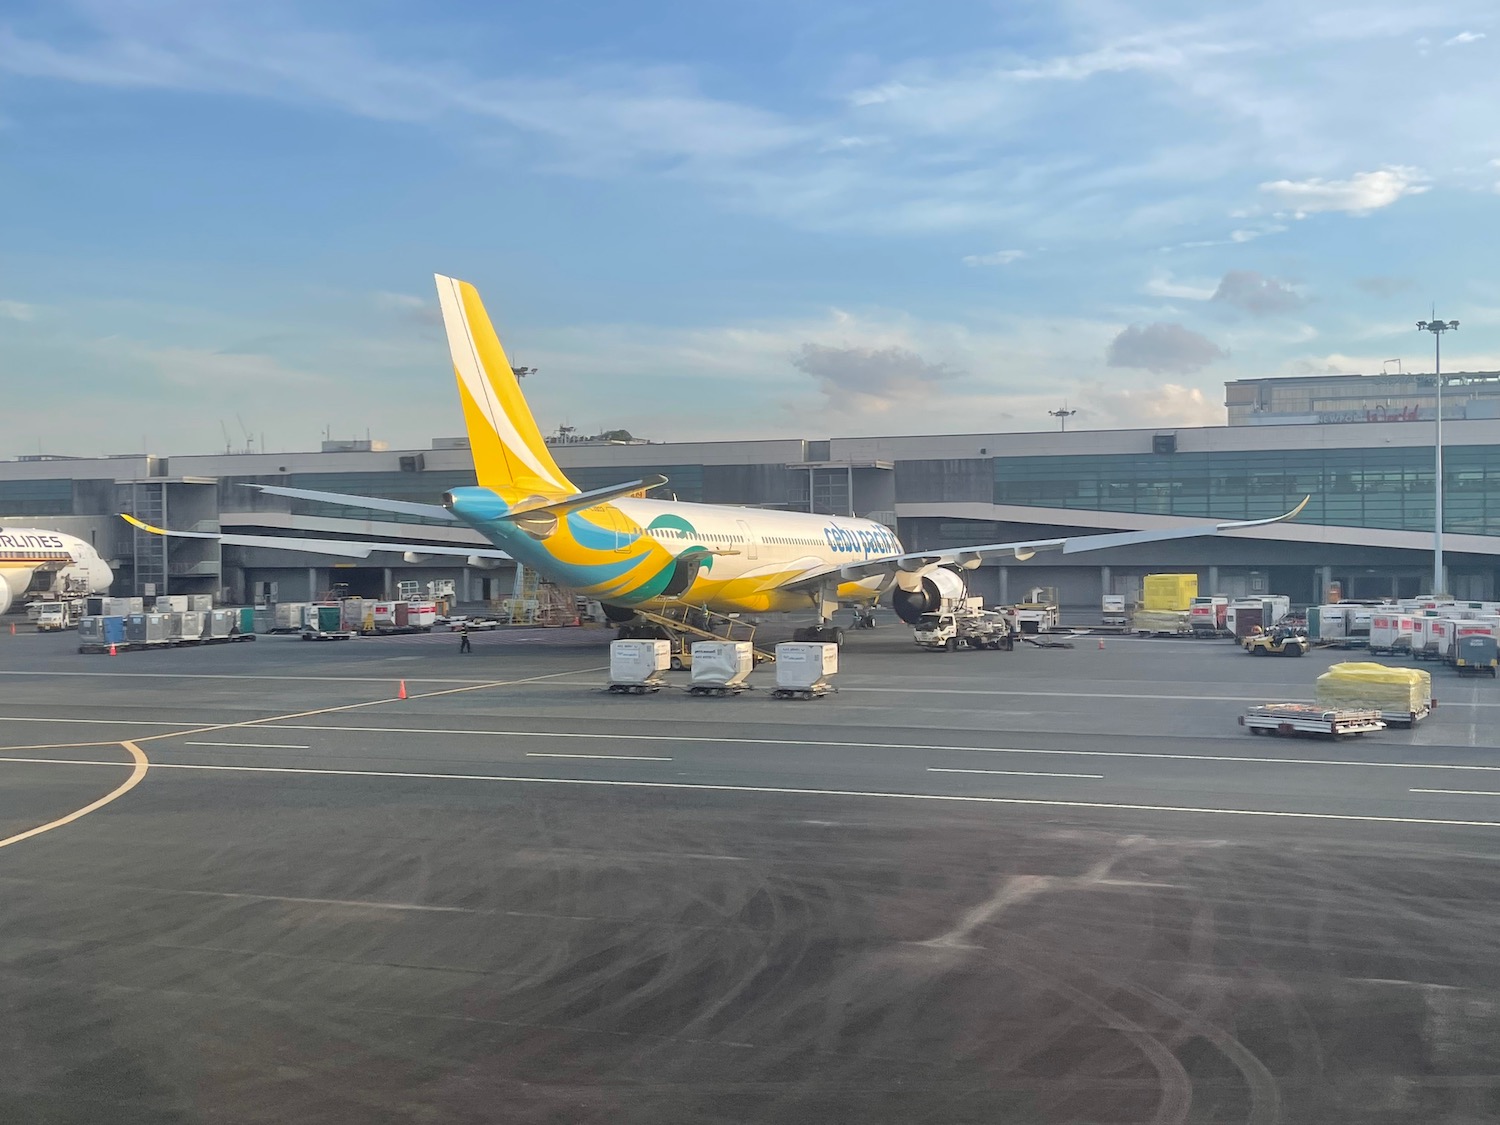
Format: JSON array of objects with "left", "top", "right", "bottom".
[
  {"left": 125, "top": 612, "right": 170, "bottom": 646},
  {"left": 1316, "top": 662, "right": 1432, "bottom": 725},
  {"left": 154, "top": 595, "right": 189, "bottom": 613},
  {"left": 78, "top": 615, "right": 126, "bottom": 650},
  {"left": 772, "top": 643, "right": 839, "bottom": 698},
  {"left": 1101, "top": 594, "right": 1127, "bottom": 626},
  {"left": 1132, "top": 609, "right": 1190, "bottom": 636},
  {"left": 688, "top": 641, "right": 755, "bottom": 694},
  {"left": 105, "top": 596, "right": 144, "bottom": 616},
  {"left": 1413, "top": 617, "right": 1452, "bottom": 661},
  {"left": 407, "top": 601, "right": 437, "bottom": 629},
  {"left": 394, "top": 602, "right": 410, "bottom": 627},
  {"left": 372, "top": 601, "right": 399, "bottom": 626},
  {"left": 237, "top": 606, "right": 258, "bottom": 634},
  {"left": 1317, "top": 605, "right": 1347, "bottom": 642},
  {"left": 187, "top": 593, "right": 214, "bottom": 612},
  {"left": 1141, "top": 573, "right": 1198, "bottom": 612},
  {"left": 272, "top": 602, "right": 308, "bottom": 632},
  {"left": 166, "top": 611, "right": 206, "bottom": 643},
  {"left": 341, "top": 599, "right": 371, "bottom": 632},
  {"left": 85, "top": 596, "right": 106, "bottom": 616},
  {"left": 1369, "top": 613, "right": 1415, "bottom": 654},
  {"left": 304, "top": 604, "right": 344, "bottom": 633},
  {"left": 206, "top": 609, "right": 239, "bottom": 640},
  {"left": 1188, "top": 596, "right": 1229, "bottom": 635},
  {"left": 608, "top": 639, "right": 671, "bottom": 693}
]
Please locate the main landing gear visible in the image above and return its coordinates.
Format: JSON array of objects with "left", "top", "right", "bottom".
[{"left": 792, "top": 624, "right": 844, "bottom": 645}]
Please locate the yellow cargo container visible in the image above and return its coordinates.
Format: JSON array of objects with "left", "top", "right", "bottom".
[
  {"left": 1316, "top": 662, "right": 1431, "bottom": 716},
  {"left": 1141, "top": 573, "right": 1198, "bottom": 612}
]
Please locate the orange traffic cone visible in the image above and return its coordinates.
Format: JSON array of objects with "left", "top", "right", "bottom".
[
  {"left": 8, "top": 623, "right": 14, "bottom": 635},
  {"left": 109, "top": 642, "right": 117, "bottom": 656},
  {"left": 397, "top": 680, "right": 407, "bottom": 700},
  {"left": 1097, "top": 638, "right": 1105, "bottom": 650}
]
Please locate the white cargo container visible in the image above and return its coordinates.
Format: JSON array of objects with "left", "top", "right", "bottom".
[
  {"left": 608, "top": 639, "right": 671, "bottom": 694},
  {"left": 271, "top": 602, "right": 309, "bottom": 632},
  {"left": 1317, "top": 605, "right": 1347, "bottom": 642},
  {"left": 167, "top": 610, "right": 206, "bottom": 643},
  {"left": 1413, "top": 617, "right": 1453, "bottom": 661},
  {"left": 1369, "top": 613, "right": 1416, "bottom": 655},
  {"left": 407, "top": 601, "right": 437, "bottom": 629},
  {"left": 154, "top": 595, "right": 189, "bottom": 613},
  {"left": 372, "top": 601, "right": 399, "bottom": 626},
  {"left": 772, "top": 643, "right": 838, "bottom": 699},
  {"left": 187, "top": 593, "right": 214, "bottom": 612},
  {"left": 105, "top": 596, "right": 144, "bottom": 616},
  {"left": 688, "top": 641, "right": 755, "bottom": 695}
]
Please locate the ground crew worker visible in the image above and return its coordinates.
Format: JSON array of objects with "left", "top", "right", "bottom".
[{"left": 458, "top": 620, "right": 472, "bottom": 654}]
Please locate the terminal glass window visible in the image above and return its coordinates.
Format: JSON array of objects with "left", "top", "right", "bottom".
[
  {"left": 992, "top": 445, "right": 1500, "bottom": 535},
  {"left": 0, "top": 478, "right": 74, "bottom": 517}
]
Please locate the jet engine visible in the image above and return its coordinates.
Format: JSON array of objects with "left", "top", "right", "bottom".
[
  {"left": 890, "top": 566, "right": 968, "bottom": 624},
  {"left": 0, "top": 581, "right": 12, "bottom": 617}
]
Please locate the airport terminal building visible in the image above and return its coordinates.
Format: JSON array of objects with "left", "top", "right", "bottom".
[{"left": 5, "top": 374, "right": 1499, "bottom": 614}]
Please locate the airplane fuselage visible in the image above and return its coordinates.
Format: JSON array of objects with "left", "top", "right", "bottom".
[
  {"left": 0, "top": 527, "right": 113, "bottom": 615},
  {"left": 446, "top": 489, "right": 901, "bottom": 614}
]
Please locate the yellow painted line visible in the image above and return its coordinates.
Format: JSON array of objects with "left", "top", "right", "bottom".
[{"left": 0, "top": 740, "right": 150, "bottom": 851}]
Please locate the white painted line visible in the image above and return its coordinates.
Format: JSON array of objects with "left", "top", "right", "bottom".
[
  {"left": 928, "top": 767, "right": 1102, "bottom": 779},
  {"left": 0, "top": 716, "right": 195, "bottom": 727},
  {"left": 184, "top": 741, "right": 312, "bottom": 750},
  {"left": 4, "top": 756, "right": 1499, "bottom": 828},
  {"left": 0, "top": 669, "right": 603, "bottom": 685},
  {"left": 525, "top": 753, "right": 672, "bottom": 762},
  {"left": 1410, "top": 788, "right": 1500, "bottom": 797},
  {"left": 259, "top": 723, "right": 1500, "bottom": 775}
]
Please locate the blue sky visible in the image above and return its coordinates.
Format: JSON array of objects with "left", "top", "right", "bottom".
[{"left": 2, "top": 0, "right": 1498, "bottom": 457}]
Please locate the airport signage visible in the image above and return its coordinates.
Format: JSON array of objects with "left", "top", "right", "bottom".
[{"left": 823, "top": 524, "right": 899, "bottom": 557}]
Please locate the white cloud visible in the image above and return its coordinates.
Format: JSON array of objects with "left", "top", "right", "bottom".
[
  {"left": 1258, "top": 166, "right": 1430, "bottom": 217},
  {"left": 1211, "top": 270, "right": 1304, "bottom": 316},
  {"left": 1143, "top": 272, "right": 1217, "bottom": 300},
  {"left": 791, "top": 343, "right": 954, "bottom": 412},
  {"left": 1083, "top": 382, "right": 1224, "bottom": 428},
  {"left": 1444, "top": 31, "right": 1486, "bottom": 46},
  {"left": 962, "top": 249, "right": 1026, "bottom": 267},
  {"left": 0, "top": 299, "right": 37, "bottom": 321},
  {"left": 1229, "top": 224, "right": 1285, "bottom": 242}
]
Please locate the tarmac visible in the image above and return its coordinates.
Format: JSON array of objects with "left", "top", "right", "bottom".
[{"left": 3, "top": 619, "right": 1500, "bottom": 1123}]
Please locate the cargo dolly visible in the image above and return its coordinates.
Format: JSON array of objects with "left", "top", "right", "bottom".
[{"left": 1240, "top": 703, "right": 1385, "bottom": 739}]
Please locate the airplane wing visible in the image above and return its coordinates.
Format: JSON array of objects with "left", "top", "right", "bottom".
[
  {"left": 120, "top": 515, "right": 511, "bottom": 562},
  {"left": 243, "top": 476, "right": 667, "bottom": 523},
  {"left": 778, "top": 497, "right": 1310, "bottom": 592}
]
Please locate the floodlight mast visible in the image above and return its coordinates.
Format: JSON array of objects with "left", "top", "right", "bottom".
[{"left": 1416, "top": 316, "right": 1458, "bottom": 596}]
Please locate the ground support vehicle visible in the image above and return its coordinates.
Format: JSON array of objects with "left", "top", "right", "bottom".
[
  {"left": 1240, "top": 704, "right": 1386, "bottom": 739},
  {"left": 1243, "top": 629, "right": 1309, "bottom": 657},
  {"left": 1008, "top": 587, "right": 1060, "bottom": 634},
  {"left": 914, "top": 608, "right": 1013, "bottom": 651},
  {"left": 770, "top": 642, "right": 838, "bottom": 700},
  {"left": 1449, "top": 630, "right": 1499, "bottom": 677}
]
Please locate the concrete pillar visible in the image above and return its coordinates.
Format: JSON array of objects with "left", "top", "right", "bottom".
[
  {"left": 1100, "top": 565, "right": 1111, "bottom": 595},
  {"left": 308, "top": 567, "right": 318, "bottom": 601},
  {"left": 998, "top": 566, "right": 1009, "bottom": 605},
  {"left": 383, "top": 567, "right": 393, "bottom": 600},
  {"left": 1207, "top": 565, "right": 1219, "bottom": 593},
  {"left": 1319, "top": 565, "right": 1332, "bottom": 601},
  {"left": 461, "top": 568, "right": 472, "bottom": 604}
]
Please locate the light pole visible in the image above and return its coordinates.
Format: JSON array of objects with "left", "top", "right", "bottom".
[
  {"left": 1416, "top": 316, "right": 1458, "bottom": 595},
  {"left": 1048, "top": 406, "right": 1077, "bottom": 432}
]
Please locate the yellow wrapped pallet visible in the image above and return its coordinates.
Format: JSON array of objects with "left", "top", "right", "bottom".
[
  {"left": 1142, "top": 573, "right": 1198, "bottom": 611},
  {"left": 1315, "top": 662, "right": 1431, "bottom": 714},
  {"left": 1132, "top": 609, "right": 1189, "bottom": 634}
]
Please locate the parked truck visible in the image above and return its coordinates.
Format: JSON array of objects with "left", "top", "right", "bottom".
[{"left": 914, "top": 597, "right": 1014, "bottom": 651}]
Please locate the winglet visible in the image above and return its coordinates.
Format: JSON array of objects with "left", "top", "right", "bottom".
[
  {"left": 120, "top": 513, "right": 220, "bottom": 540},
  {"left": 121, "top": 513, "right": 166, "bottom": 535},
  {"left": 1215, "top": 495, "right": 1310, "bottom": 532}
]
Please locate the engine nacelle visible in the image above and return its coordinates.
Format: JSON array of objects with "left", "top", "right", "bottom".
[{"left": 890, "top": 566, "right": 967, "bottom": 624}]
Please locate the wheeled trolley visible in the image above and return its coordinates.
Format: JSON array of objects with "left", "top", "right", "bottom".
[{"left": 1240, "top": 703, "right": 1385, "bottom": 739}]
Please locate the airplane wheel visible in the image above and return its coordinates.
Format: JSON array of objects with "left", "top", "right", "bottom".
[{"left": 830, "top": 627, "right": 845, "bottom": 646}]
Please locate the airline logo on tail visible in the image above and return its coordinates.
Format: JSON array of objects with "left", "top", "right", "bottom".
[{"left": 434, "top": 273, "right": 576, "bottom": 498}]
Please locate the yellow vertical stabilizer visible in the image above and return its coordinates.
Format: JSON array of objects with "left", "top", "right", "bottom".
[{"left": 434, "top": 273, "right": 576, "bottom": 496}]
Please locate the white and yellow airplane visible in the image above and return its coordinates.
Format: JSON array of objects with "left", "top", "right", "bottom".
[
  {"left": 0, "top": 526, "right": 113, "bottom": 615},
  {"left": 126, "top": 274, "right": 1307, "bottom": 643}
]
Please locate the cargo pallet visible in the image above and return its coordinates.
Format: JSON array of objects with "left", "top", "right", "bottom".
[
  {"left": 607, "top": 682, "right": 662, "bottom": 695},
  {"left": 302, "top": 631, "right": 356, "bottom": 642},
  {"left": 1240, "top": 704, "right": 1386, "bottom": 739},
  {"left": 686, "top": 683, "right": 752, "bottom": 697}
]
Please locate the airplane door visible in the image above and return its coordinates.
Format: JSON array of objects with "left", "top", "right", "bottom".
[{"left": 736, "top": 519, "right": 758, "bottom": 561}]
